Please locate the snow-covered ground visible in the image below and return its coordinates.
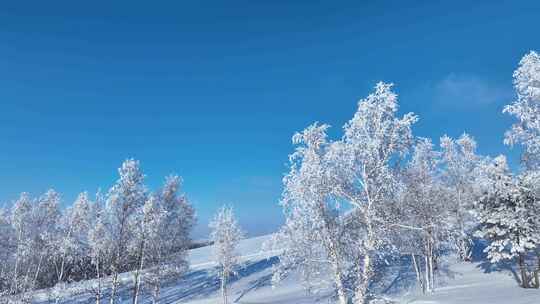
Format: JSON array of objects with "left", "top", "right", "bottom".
[
  {"left": 161, "top": 235, "right": 328, "bottom": 304},
  {"left": 26, "top": 235, "right": 539, "bottom": 304},
  {"left": 27, "top": 235, "right": 328, "bottom": 304},
  {"left": 400, "top": 261, "right": 539, "bottom": 304}
]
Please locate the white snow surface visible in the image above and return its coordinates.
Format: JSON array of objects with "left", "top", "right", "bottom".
[
  {"left": 400, "top": 261, "right": 539, "bottom": 304},
  {"left": 26, "top": 234, "right": 539, "bottom": 304}
]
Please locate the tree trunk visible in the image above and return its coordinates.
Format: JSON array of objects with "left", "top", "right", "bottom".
[
  {"left": 221, "top": 274, "right": 228, "bottom": 304},
  {"left": 22, "top": 267, "right": 31, "bottom": 292},
  {"left": 335, "top": 273, "right": 348, "bottom": 304},
  {"left": 110, "top": 210, "right": 129, "bottom": 304},
  {"left": 11, "top": 229, "right": 24, "bottom": 294},
  {"left": 355, "top": 197, "right": 374, "bottom": 304},
  {"left": 328, "top": 239, "right": 348, "bottom": 304},
  {"left": 95, "top": 257, "right": 102, "bottom": 304},
  {"left": 57, "top": 229, "right": 73, "bottom": 284},
  {"left": 58, "top": 254, "right": 67, "bottom": 284},
  {"left": 455, "top": 190, "right": 472, "bottom": 262},
  {"left": 151, "top": 258, "right": 163, "bottom": 304},
  {"left": 110, "top": 271, "right": 119, "bottom": 304},
  {"left": 535, "top": 253, "right": 540, "bottom": 289},
  {"left": 354, "top": 252, "right": 372, "bottom": 304},
  {"left": 533, "top": 270, "right": 539, "bottom": 289},
  {"left": 519, "top": 253, "right": 530, "bottom": 288},
  {"left": 423, "top": 232, "right": 435, "bottom": 293},
  {"left": 31, "top": 252, "right": 45, "bottom": 289},
  {"left": 428, "top": 240, "right": 435, "bottom": 292},
  {"left": 12, "top": 242, "right": 20, "bottom": 294},
  {"left": 152, "top": 283, "right": 161, "bottom": 304},
  {"left": 465, "top": 237, "right": 472, "bottom": 262},
  {"left": 411, "top": 254, "right": 425, "bottom": 294},
  {"left": 132, "top": 262, "right": 142, "bottom": 304},
  {"left": 424, "top": 255, "right": 430, "bottom": 293},
  {"left": 132, "top": 258, "right": 144, "bottom": 304},
  {"left": 110, "top": 234, "right": 125, "bottom": 304}
]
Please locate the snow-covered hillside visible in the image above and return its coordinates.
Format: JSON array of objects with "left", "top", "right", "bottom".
[
  {"left": 23, "top": 234, "right": 538, "bottom": 304},
  {"left": 402, "top": 261, "right": 539, "bottom": 304},
  {"left": 169, "top": 235, "right": 327, "bottom": 304},
  {"left": 26, "top": 235, "right": 329, "bottom": 304}
]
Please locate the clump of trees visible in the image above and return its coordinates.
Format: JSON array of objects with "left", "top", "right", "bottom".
[
  {"left": 270, "top": 51, "right": 540, "bottom": 303},
  {"left": 0, "top": 159, "right": 195, "bottom": 304}
]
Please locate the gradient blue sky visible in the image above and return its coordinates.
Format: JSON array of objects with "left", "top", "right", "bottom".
[{"left": 0, "top": 1, "right": 538, "bottom": 237}]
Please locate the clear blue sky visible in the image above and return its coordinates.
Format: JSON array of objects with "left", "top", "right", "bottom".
[{"left": 0, "top": 1, "right": 538, "bottom": 237}]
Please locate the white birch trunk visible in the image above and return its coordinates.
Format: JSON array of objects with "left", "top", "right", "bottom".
[
  {"left": 334, "top": 271, "right": 348, "bottom": 304},
  {"left": 411, "top": 254, "right": 425, "bottom": 294},
  {"left": 109, "top": 271, "right": 119, "bottom": 304},
  {"left": 221, "top": 274, "right": 228, "bottom": 304},
  {"left": 95, "top": 257, "right": 102, "bottom": 304},
  {"left": 152, "top": 283, "right": 161, "bottom": 304}
]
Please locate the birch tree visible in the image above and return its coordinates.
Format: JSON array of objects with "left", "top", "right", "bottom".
[
  {"left": 9, "top": 193, "right": 34, "bottom": 294},
  {"left": 271, "top": 123, "right": 356, "bottom": 304},
  {"left": 129, "top": 195, "right": 154, "bottom": 304},
  {"left": 88, "top": 204, "right": 111, "bottom": 304},
  {"left": 399, "top": 138, "right": 452, "bottom": 293},
  {"left": 209, "top": 206, "right": 244, "bottom": 304},
  {"left": 32, "top": 190, "right": 61, "bottom": 289},
  {"left": 0, "top": 207, "right": 15, "bottom": 294},
  {"left": 104, "top": 159, "right": 147, "bottom": 304},
  {"left": 440, "top": 134, "right": 481, "bottom": 261},
  {"left": 339, "top": 82, "right": 418, "bottom": 303},
  {"left": 504, "top": 50, "right": 540, "bottom": 169},
  {"left": 55, "top": 192, "right": 93, "bottom": 284},
  {"left": 143, "top": 175, "right": 195, "bottom": 304}
]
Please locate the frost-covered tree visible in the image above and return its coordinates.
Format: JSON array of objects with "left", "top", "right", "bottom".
[
  {"left": 398, "top": 138, "right": 452, "bottom": 293},
  {"left": 104, "top": 159, "right": 147, "bottom": 304},
  {"left": 475, "top": 156, "right": 540, "bottom": 288},
  {"left": 0, "top": 207, "right": 15, "bottom": 294},
  {"left": 55, "top": 192, "right": 93, "bottom": 284},
  {"left": 9, "top": 193, "right": 34, "bottom": 294},
  {"left": 158, "top": 175, "right": 195, "bottom": 258},
  {"left": 518, "top": 171, "right": 540, "bottom": 288},
  {"left": 142, "top": 175, "right": 195, "bottom": 304},
  {"left": 135, "top": 195, "right": 164, "bottom": 304},
  {"left": 270, "top": 123, "right": 356, "bottom": 304},
  {"left": 440, "top": 133, "right": 482, "bottom": 261},
  {"left": 209, "top": 206, "right": 244, "bottom": 304},
  {"left": 88, "top": 194, "right": 111, "bottom": 304},
  {"left": 338, "top": 82, "right": 418, "bottom": 303},
  {"left": 502, "top": 50, "right": 540, "bottom": 285},
  {"left": 504, "top": 51, "right": 540, "bottom": 169},
  {"left": 129, "top": 195, "right": 154, "bottom": 304},
  {"left": 5, "top": 190, "right": 62, "bottom": 293},
  {"left": 33, "top": 189, "right": 62, "bottom": 288}
]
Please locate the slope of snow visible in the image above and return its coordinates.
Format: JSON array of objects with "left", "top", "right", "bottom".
[
  {"left": 24, "top": 235, "right": 539, "bottom": 304},
  {"left": 154, "top": 234, "right": 328, "bottom": 304},
  {"left": 26, "top": 234, "right": 328, "bottom": 304},
  {"left": 401, "top": 261, "right": 539, "bottom": 304}
]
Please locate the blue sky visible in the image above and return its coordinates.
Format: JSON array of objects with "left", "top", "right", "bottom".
[{"left": 0, "top": 1, "right": 538, "bottom": 237}]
